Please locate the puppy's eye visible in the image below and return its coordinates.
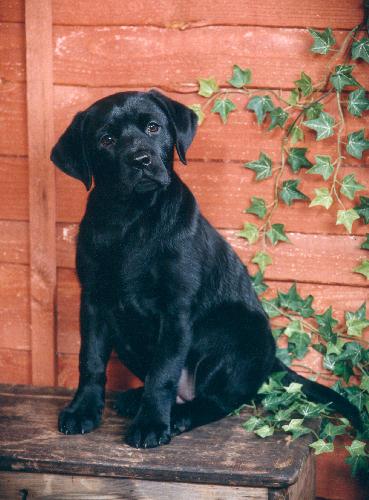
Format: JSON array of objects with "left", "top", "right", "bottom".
[
  {"left": 146, "top": 122, "right": 160, "bottom": 134},
  {"left": 99, "top": 134, "right": 116, "bottom": 148}
]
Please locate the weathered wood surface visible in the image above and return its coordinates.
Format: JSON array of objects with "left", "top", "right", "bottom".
[
  {"left": 25, "top": 0, "right": 56, "bottom": 386},
  {"left": 0, "top": 471, "right": 270, "bottom": 500},
  {"left": 0, "top": 350, "right": 30, "bottom": 385},
  {"left": 55, "top": 224, "right": 368, "bottom": 286},
  {"left": 0, "top": 385, "right": 315, "bottom": 490},
  {"left": 0, "top": 0, "right": 363, "bottom": 28},
  {"left": 2, "top": 23, "right": 369, "bottom": 90}
]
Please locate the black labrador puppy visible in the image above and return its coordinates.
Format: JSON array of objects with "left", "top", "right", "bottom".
[{"left": 51, "top": 90, "right": 361, "bottom": 448}]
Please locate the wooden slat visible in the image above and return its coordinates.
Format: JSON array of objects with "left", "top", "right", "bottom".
[
  {"left": 56, "top": 224, "right": 368, "bottom": 286},
  {"left": 0, "top": 157, "right": 28, "bottom": 219},
  {"left": 26, "top": 1, "right": 56, "bottom": 385},
  {"left": 0, "top": 22, "right": 25, "bottom": 82},
  {"left": 0, "top": 263, "right": 30, "bottom": 350},
  {"left": 0, "top": 221, "right": 28, "bottom": 264},
  {"left": 0, "top": 0, "right": 364, "bottom": 29},
  {"left": 51, "top": 26, "right": 369, "bottom": 89},
  {"left": 57, "top": 354, "right": 142, "bottom": 391},
  {"left": 57, "top": 267, "right": 369, "bottom": 355},
  {"left": 0, "top": 387, "right": 315, "bottom": 488},
  {"left": 0, "top": 348, "right": 30, "bottom": 384},
  {"left": 54, "top": 161, "right": 369, "bottom": 234},
  {"left": 53, "top": 87, "right": 369, "bottom": 164},
  {"left": 0, "top": 82, "right": 27, "bottom": 156}
]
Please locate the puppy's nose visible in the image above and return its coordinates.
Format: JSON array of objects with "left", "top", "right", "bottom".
[{"left": 133, "top": 153, "right": 151, "bottom": 167}]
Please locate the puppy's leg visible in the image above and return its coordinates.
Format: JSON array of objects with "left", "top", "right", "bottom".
[
  {"left": 125, "top": 312, "right": 192, "bottom": 448},
  {"left": 114, "top": 387, "right": 144, "bottom": 418},
  {"left": 58, "top": 292, "right": 112, "bottom": 435}
]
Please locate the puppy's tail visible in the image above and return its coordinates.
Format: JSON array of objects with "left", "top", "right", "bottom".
[{"left": 272, "top": 358, "right": 363, "bottom": 430}]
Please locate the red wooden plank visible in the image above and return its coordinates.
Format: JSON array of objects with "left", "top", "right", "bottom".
[
  {"left": 0, "top": 221, "right": 28, "bottom": 264},
  {"left": 0, "top": 82, "right": 27, "bottom": 156},
  {"left": 54, "top": 160, "right": 369, "bottom": 234},
  {"left": 57, "top": 267, "right": 369, "bottom": 355},
  {"left": 0, "top": 263, "right": 30, "bottom": 351},
  {"left": 26, "top": 0, "right": 56, "bottom": 385},
  {"left": 0, "top": 348, "right": 30, "bottom": 384},
  {"left": 51, "top": 26, "right": 369, "bottom": 89},
  {"left": 0, "top": 156, "right": 28, "bottom": 219},
  {"left": 1, "top": 0, "right": 363, "bottom": 30}
]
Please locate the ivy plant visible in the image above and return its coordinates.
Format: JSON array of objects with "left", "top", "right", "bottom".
[{"left": 190, "top": 15, "right": 369, "bottom": 478}]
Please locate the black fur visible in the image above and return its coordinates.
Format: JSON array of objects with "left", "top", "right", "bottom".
[{"left": 51, "top": 90, "right": 362, "bottom": 448}]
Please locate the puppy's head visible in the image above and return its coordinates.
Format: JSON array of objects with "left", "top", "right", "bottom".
[{"left": 50, "top": 90, "right": 197, "bottom": 194}]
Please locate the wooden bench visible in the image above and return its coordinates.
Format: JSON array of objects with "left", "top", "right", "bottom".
[{"left": 0, "top": 385, "right": 315, "bottom": 499}]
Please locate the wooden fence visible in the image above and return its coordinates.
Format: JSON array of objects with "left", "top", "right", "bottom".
[{"left": 0, "top": 1, "right": 367, "bottom": 497}]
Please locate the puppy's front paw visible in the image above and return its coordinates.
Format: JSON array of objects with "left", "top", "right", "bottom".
[
  {"left": 58, "top": 405, "right": 103, "bottom": 435},
  {"left": 125, "top": 417, "right": 171, "bottom": 448}
]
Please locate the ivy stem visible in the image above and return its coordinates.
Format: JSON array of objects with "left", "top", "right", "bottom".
[{"left": 330, "top": 90, "right": 346, "bottom": 209}]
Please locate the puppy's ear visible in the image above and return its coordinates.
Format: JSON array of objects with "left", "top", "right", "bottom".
[
  {"left": 149, "top": 90, "right": 197, "bottom": 165},
  {"left": 50, "top": 111, "right": 92, "bottom": 190}
]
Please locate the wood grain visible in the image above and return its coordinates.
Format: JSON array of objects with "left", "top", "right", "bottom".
[
  {"left": 0, "top": 82, "right": 27, "bottom": 156},
  {"left": 53, "top": 87, "right": 369, "bottom": 163},
  {"left": 0, "top": 263, "right": 29, "bottom": 351},
  {"left": 0, "top": 386, "right": 315, "bottom": 488},
  {"left": 0, "top": 471, "right": 270, "bottom": 500},
  {"left": 0, "top": 0, "right": 363, "bottom": 29},
  {"left": 0, "top": 349, "right": 30, "bottom": 384},
  {"left": 0, "top": 156, "right": 28, "bottom": 219},
  {"left": 54, "top": 160, "right": 369, "bottom": 234},
  {"left": 55, "top": 224, "right": 369, "bottom": 286},
  {"left": 26, "top": 0, "right": 56, "bottom": 385},
  {"left": 51, "top": 26, "right": 369, "bottom": 89},
  {"left": 0, "top": 221, "right": 28, "bottom": 264}
]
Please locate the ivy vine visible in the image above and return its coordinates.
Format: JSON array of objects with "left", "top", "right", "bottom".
[{"left": 190, "top": 16, "right": 369, "bottom": 478}]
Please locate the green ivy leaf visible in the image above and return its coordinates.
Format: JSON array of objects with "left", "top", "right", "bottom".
[
  {"left": 330, "top": 65, "right": 360, "bottom": 92},
  {"left": 188, "top": 104, "right": 205, "bottom": 125},
  {"left": 266, "top": 223, "right": 290, "bottom": 246},
  {"left": 245, "top": 197, "right": 267, "bottom": 219},
  {"left": 315, "top": 307, "right": 338, "bottom": 341},
  {"left": 280, "top": 179, "right": 309, "bottom": 206},
  {"left": 238, "top": 222, "right": 259, "bottom": 244},
  {"left": 345, "top": 455, "right": 369, "bottom": 476},
  {"left": 347, "top": 89, "right": 369, "bottom": 117},
  {"left": 211, "top": 98, "right": 236, "bottom": 123},
  {"left": 269, "top": 107, "right": 288, "bottom": 130},
  {"left": 308, "top": 28, "right": 336, "bottom": 55},
  {"left": 298, "top": 402, "right": 324, "bottom": 418},
  {"left": 228, "top": 65, "right": 252, "bottom": 88},
  {"left": 255, "top": 424, "right": 274, "bottom": 438},
  {"left": 294, "top": 72, "right": 313, "bottom": 97},
  {"left": 287, "top": 147, "right": 312, "bottom": 173},
  {"left": 345, "top": 303, "right": 369, "bottom": 337},
  {"left": 303, "top": 111, "right": 335, "bottom": 140},
  {"left": 244, "top": 152, "right": 273, "bottom": 180},
  {"left": 340, "top": 174, "right": 365, "bottom": 201},
  {"left": 287, "top": 89, "right": 299, "bottom": 105},
  {"left": 304, "top": 102, "right": 324, "bottom": 120},
  {"left": 336, "top": 342, "right": 364, "bottom": 366},
  {"left": 354, "top": 196, "right": 369, "bottom": 223},
  {"left": 309, "top": 439, "right": 334, "bottom": 455},
  {"left": 198, "top": 77, "right": 219, "bottom": 97},
  {"left": 346, "top": 129, "right": 369, "bottom": 159},
  {"left": 284, "top": 319, "right": 305, "bottom": 337},
  {"left": 278, "top": 284, "right": 314, "bottom": 317},
  {"left": 321, "top": 423, "right": 347, "bottom": 441},
  {"left": 345, "top": 387, "right": 366, "bottom": 411},
  {"left": 262, "top": 297, "right": 281, "bottom": 318},
  {"left": 243, "top": 416, "right": 263, "bottom": 432},
  {"left": 361, "top": 234, "right": 369, "bottom": 250},
  {"left": 289, "top": 125, "right": 304, "bottom": 144},
  {"left": 309, "top": 187, "right": 333, "bottom": 210},
  {"left": 285, "top": 382, "right": 303, "bottom": 394},
  {"left": 307, "top": 155, "right": 334, "bottom": 180},
  {"left": 353, "top": 259, "right": 369, "bottom": 280},
  {"left": 252, "top": 251, "right": 272, "bottom": 273},
  {"left": 246, "top": 95, "right": 274, "bottom": 124},
  {"left": 346, "top": 440, "right": 368, "bottom": 457},
  {"left": 289, "top": 331, "right": 311, "bottom": 359},
  {"left": 351, "top": 38, "right": 369, "bottom": 63},
  {"left": 250, "top": 270, "right": 268, "bottom": 295},
  {"left": 336, "top": 209, "right": 360, "bottom": 233},
  {"left": 360, "top": 375, "right": 369, "bottom": 393}
]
